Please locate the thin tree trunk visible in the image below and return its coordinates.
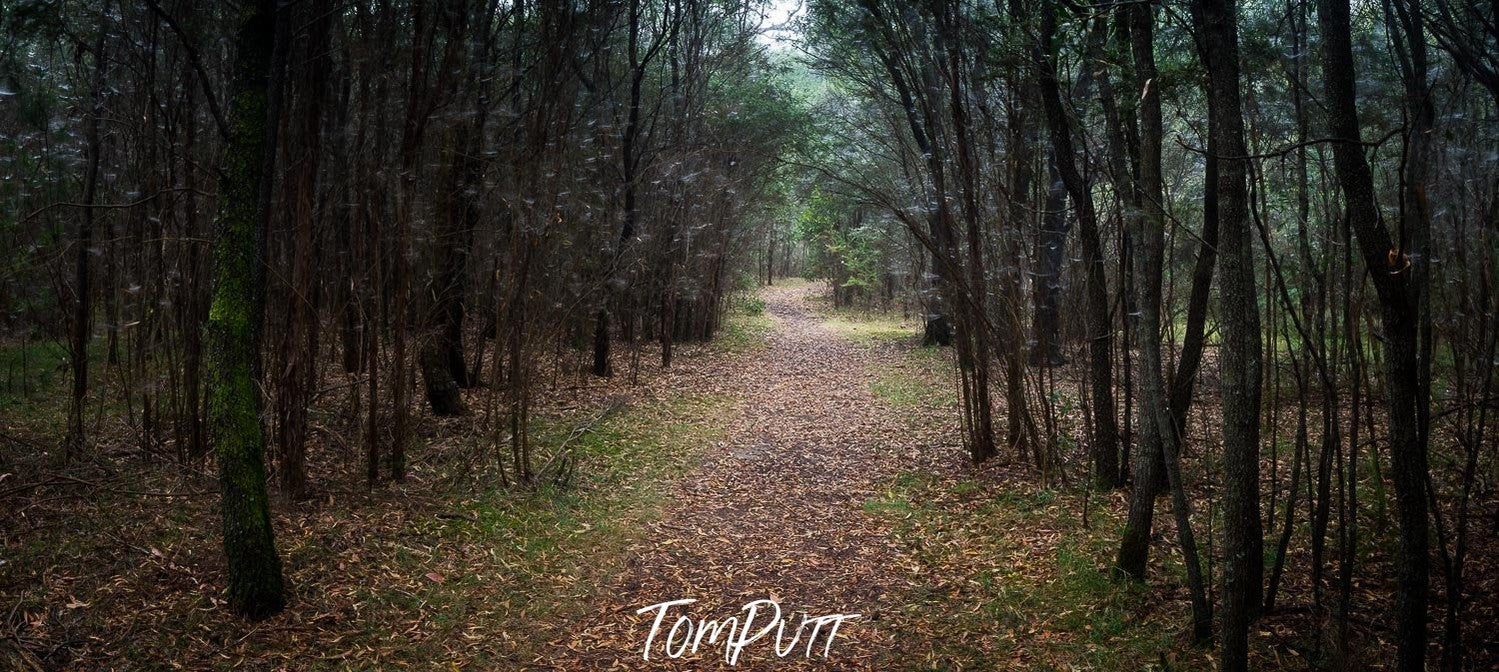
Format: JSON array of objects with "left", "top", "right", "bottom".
[
  {"left": 1319, "top": 0, "right": 1432, "bottom": 668},
  {"left": 1036, "top": 0, "right": 1119, "bottom": 487},
  {"left": 276, "top": 0, "right": 333, "bottom": 499},
  {"left": 65, "top": 7, "right": 111, "bottom": 461}
]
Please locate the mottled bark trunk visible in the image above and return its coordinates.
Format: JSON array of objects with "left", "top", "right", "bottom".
[{"left": 1120, "top": 0, "right": 1212, "bottom": 644}]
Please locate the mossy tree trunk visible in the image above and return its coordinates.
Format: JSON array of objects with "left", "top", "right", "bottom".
[{"left": 207, "top": 0, "right": 285, "bottom": 620}]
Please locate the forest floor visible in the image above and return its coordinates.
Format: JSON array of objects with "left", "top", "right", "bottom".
[{"left": 3, "top": 281, "right": 1491, "bottom": 670}]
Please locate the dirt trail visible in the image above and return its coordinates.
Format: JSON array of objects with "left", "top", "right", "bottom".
[{"left": 547, "top": 282, "right": 931, "bottom": 670}]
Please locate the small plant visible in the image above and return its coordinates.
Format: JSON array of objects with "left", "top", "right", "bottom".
[{"left": 740, "top": 296, "right": 766, "bottom": 316}]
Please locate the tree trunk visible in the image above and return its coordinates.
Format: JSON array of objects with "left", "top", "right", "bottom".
[
  {"left": 1194, "top": 0, "right": 1264, "bottom": 668},
  {"left": 1127, "top": 0, "right": 1213, "bottom": 643},
  {"left": 1036, "top": 0, "right": 1120, "bottom": 487},
  {"left": 206, "top": 0, "right": 285, "bottom": 619},
  {"left": 1319, "top": 0, "right": 1431, "bottom": 668},
  {"left": 420, "top": 340, "right": 466, "bottom": 415},
  {"left": 65, "top": 5, "right": 111, "bottom": 460},
  {"left": 275, "top": 0, "right": 333, "bottom": 499}
]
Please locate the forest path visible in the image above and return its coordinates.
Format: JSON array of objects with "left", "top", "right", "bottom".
[{"left": 545, "top": 282, "right": 925, "bottom": 670}]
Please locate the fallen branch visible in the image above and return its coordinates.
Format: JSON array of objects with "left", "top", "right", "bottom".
[{"left": 534, "top": 396, "right": 629, "bottom": 486}]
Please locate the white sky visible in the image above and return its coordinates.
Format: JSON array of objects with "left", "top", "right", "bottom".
[{"left": 753, "top": 0, "right": 805, "bottom": 51}]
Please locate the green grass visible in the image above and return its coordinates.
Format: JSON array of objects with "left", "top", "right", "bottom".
[
  {"left": 869, "top": 373, "right": 926, "bottom": 405},
  {"left": 257, "top": 392, "right": 733, "bottom": 668},
  {"left": 0, "top": 339, "right": 67, "bottom": 409},
  {"left": 868, "top": 344, "right": 956, "bottom": 408},
  {"left": 865, "top": 472, "right": 1199, "bottom": 671},
  {"left": 845, "top": 304, "right": 1195, "bottom": 667},
  {"left": 421, "top": 392, "right": 733, "bottom": 661},
  {"left": 738, "top": 295, "right": 766, "bottom": 316},
  {"left": 0, "top": 381, "right": 736, "bottom": 669},
  {"left": 822, "top": 311, "right": 918, "bottom": 343},
  {"left": 719, "top": 296, "right": 775, "bottom": 352}
]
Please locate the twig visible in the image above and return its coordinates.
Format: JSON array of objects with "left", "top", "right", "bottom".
[
  {"left": 143, "top": 0, "right": 233, "bottom": 141},
  {"left": 1174, "top": 126, "right": 1404, "bottom": 160},
  {"left": 18, "top": 188, "right": 208, "bottom": 226},
  {"left": 37, "top": 473, "right": 211, "bottom": 499},
  {"left": 535, "top": 397, "right": 628, "bottom": 483}
]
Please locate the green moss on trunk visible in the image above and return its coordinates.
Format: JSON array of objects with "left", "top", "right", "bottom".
[{"left": 206, "top": 0, "right": 284, "bottom": 620}]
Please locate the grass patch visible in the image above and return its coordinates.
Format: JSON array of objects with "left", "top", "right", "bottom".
[
  {"left": 0, "top": 339, "right": 68, "bottom": 409},
  {"left": 803, "top": 291, "right": 919, "bottom": 344},
  {"left": 1, "top": 387, "right": 734, "bottom": 669},
  {"left": 738, "top": 295, "right": 766, "bottom": 316},
  {"left": 867, "top": 343, "right": 956, "bottom": 409},
  {"left": 822, "top": 312, "right": 919, "bottom": 344},
  {"left": 418, "top": 392, "right": 732, "bottom": 663},
  {"left": 869, "top": 373, "right": 926, "bottom": 405},
  {"left": 718, "top": 296, "right": 775, "bottom": 352},
  {"left": 865, "top": 472, "right": 1201, "bottom": 671}
]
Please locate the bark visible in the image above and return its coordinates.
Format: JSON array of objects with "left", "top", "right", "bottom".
[
  {"left": 183, "top": 63, "right": 207, "bottom": 460},
  {"left": 65, "top": 4, "right": 111, "bottom": 460},
  {"left": 337, "top": 42, "right": 363, "bottom": 375},
  {"left": 1001, "top": 43, "right": 1037, "bottom": 456},
  {"left": 420, "top": 340, "right": 466, "bottom": 415},
  {"left": 1166, "top": 108, "right": 1220, "bottom": 447},
  {"left": 431, "top": 6, "right": 490, "bottom": 394},
  {"left": 424, "top": 128, "right": 480, "bottom": 413},
  {"left": 1036, "top": 0, "right": 1120, "bottom": 487},
  {"left": 1129, "top": 0, "right": 1212, "bottom": 643},
  {"left": 1320, "top": 0, "right": 1432, "bottom": 668},
  {"left": 1194, "top": 0, "right": 1264, "bottom": 668},
  {"left": 207, "top": 0, "right": 285, "bottom": 619},
  {"left": 391, "top": 0, "right": 439, "bottom": 481},
  {"left": 276, "top": 0, "right": 333, "bottom": 499}
]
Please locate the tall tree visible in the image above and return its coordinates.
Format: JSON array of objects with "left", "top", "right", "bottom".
[
  {"left": 1117, "top": 0, "right": 1212, "bottom": 645},
  {"left": 206, "top": 0, "right": 286, "bottom": 619},
  {"left": 64, "top": 2, "right": 111, "bottom": 460},
  {"left": 1320, "top": 0, "right": 1433, "bottom": 667},
  {"left": 274, "top": 0, "right": 334, "bottom": 498},
  {"left": 1035, "top": 0, "right": 1120, "bottom": 487},
  {"left": 1194, "top": 0, "right": 1264, "bottom": 668}
]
